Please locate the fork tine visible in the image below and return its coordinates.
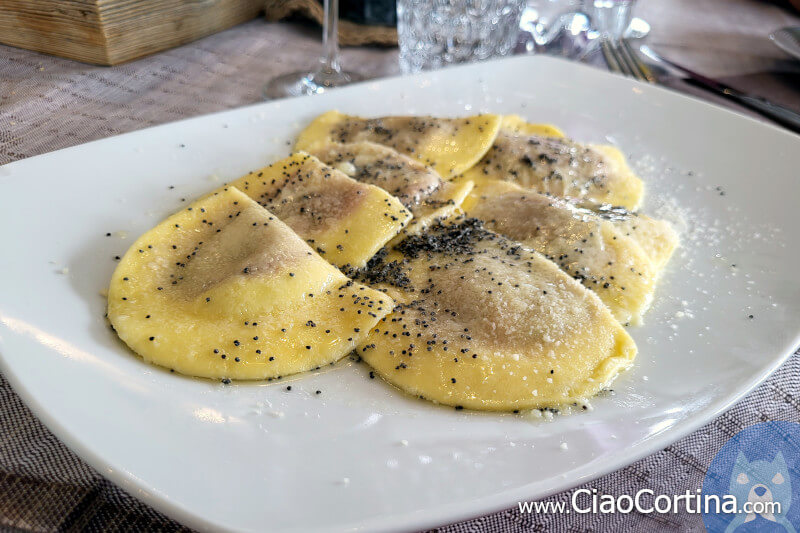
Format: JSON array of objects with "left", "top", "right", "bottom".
[
  {"left": 612, "top": 40, "right": 645, "bottom": 81},
  {"left": 601, "top": 40, "right": 624, "bottom": 75},
  {"left": 602, "top": 39, "right": 642, "bottom": 80},
  {"left": 620, "top": 39, "right": 655, "bottom": 82}
]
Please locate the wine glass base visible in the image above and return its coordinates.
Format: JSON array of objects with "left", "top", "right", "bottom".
[{"left": 263, "top": 69, "right": 363, "bottom": 100}]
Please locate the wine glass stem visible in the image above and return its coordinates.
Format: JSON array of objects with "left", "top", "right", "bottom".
[{"left": 321, "top": 0, "right": 341, "bottom": 72}]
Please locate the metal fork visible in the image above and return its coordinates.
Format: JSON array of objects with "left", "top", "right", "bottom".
[{"left": 601, "top": 39, "right": 655, "bottom": 83}]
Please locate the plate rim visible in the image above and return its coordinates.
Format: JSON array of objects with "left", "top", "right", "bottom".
[
  {"left": 2, "top": 54, "right": 800, "bottom": 532},
  {"left": 3, "top": 332, "right": 798, "bottom": 532}
]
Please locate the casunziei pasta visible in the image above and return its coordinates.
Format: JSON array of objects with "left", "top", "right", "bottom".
[{"left": 108, "top": 111, "right": 677, "bottom": 412}]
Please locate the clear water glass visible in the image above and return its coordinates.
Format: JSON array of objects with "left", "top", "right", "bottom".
[
  {"left": 520, "top": 0, "right": 641, "bottom": 57},
  {"left": 520, "top": 0, "right": 584, "bottom": 47},
  {"left": 397, "top": 0, "right": 526, "bottom": 74},
  {"left": 583, "top": 0, "right": 635, "bottom": 40}
]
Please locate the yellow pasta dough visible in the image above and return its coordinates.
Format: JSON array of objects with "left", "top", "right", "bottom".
[
  {"left": 228, "top": 152, "right": 412, "bottom": 269},
  {"left": 462, "top": 181, "right": 667, "bottom": 325},
  {"left": 459, "top": 116, "right": 644, "bottom": 209},
  {"left": 356, "top": 217, "right": 637, "bottom": 411},
  {"left": 107, "top": 187, "right": 394, "bottom": 380},
  {"left": 310, "top": 141, "right": 473, "bottom": 235},
  {"left": 295, "top": 110, "right": 501, "bottom": 178}
]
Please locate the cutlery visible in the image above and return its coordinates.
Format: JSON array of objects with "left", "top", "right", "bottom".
[
  {"left": 770, "top": 26, "right": 800, "bottom": 61},
  {"left": 601, "top": 38, "right": 655, "bottom": 82},
  {"left": 639, "top": 45, "right": 800, "bottom": 134}
]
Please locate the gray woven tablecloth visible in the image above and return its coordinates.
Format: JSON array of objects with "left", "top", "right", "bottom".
[{"left": 1, "top": 0, "right": 799, "bottom": 530}]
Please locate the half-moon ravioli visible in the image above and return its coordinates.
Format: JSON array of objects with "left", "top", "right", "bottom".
[
  {"left": 107, "top": 187, "right": 393, "bottom": 380},
  {"left": 462, "top": 181, "right": 660, "bottom": 325},
  {"left": 228, "top": 152, "right": 411, "bottom": 269},
  {"left": 459, "top": 116, "right": 644, "bottom": 210},
  {"left": 578, "top": 202, "right": 680, "bottom": 271},
  {"left": 356, "top": 217, "right": 636, "bottom": 411},
  {"left": 310, "top": 141, "right": 474, "bottom": 235},
  {"left": 294, "top": 110, "right": 502, "bottom": 178}
]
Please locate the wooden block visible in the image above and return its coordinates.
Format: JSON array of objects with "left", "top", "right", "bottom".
[{"left": 0, "top": 0, "right": 264, "bottom": 65}]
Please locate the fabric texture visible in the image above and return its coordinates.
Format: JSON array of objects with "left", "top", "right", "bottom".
[{"left": 0, "top": 0, "right": 799, "bottom": 530}]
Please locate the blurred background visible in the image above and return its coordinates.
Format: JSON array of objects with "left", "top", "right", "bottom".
[
  {"left": 1, "top": 0, "right": 799, "bottom": 165},
  {"left": 1, "top": 1, "right": 800, "bottom": 531}
]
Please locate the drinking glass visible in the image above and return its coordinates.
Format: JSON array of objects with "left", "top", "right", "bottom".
[
  {"left": 520, "top": 0, "right": 643, "bottom": 57},
  {"left": 520, "top": 0, "right": 583, "bottom": 47},
  {"left": 264, "top": 0, "right": 362, "bottom": 99},
  {"left": 583, "top": 0, "right": 635, "bottom": 40},
  {"left": 397, "top": 0, "right": 527, "bottom": 74}
]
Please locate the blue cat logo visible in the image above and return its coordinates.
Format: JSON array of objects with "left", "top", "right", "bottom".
[
  {"left": 725, "top": 451, "right": 795, "bottom": 533},
  {"left": 704, "top": 421, "right": 800, "bottom": 533}
]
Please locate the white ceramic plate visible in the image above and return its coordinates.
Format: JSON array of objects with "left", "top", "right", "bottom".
[{"left": 1, "top": 56, "right": 798, "bottom": 532}]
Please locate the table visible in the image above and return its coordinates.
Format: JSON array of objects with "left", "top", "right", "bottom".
[{"left": 1, "top": 0, "right": 798, "bottom": 530}]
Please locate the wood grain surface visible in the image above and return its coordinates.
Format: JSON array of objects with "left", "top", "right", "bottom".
[{"left": 0, "top": 0, "right": 263, "bottom": 65}]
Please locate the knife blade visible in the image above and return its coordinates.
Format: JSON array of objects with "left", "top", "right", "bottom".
[{"left": 639, "top": 45, "right": 800, "bottom": 134}]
